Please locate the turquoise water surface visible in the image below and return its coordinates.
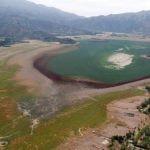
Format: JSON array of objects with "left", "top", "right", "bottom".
[{"left": 42, "top": 40, "right": 150, "bottom": 84}]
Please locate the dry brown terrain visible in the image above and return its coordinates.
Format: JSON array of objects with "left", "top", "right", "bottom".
[{"left": 57, "top": 96, "right": 149, "bottom": 150}]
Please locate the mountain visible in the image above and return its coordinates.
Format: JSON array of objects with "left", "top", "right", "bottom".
[
  {"left": 70, "top": 11, "right": 150, "bottom": 34},
  {"left": 0, "top": 0, "right": 88, "bottom": 39},
  {"left": 0, "top": 0, "right": 82, "bottom": 23},
  {"left": 1, "top": 0, "right": 150, "bottom": 40}
]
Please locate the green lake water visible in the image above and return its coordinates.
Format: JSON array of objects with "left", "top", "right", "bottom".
[{"left": 42, "top": 40, "right": 150, "bottom": 84}]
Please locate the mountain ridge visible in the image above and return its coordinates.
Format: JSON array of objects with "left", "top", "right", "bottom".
[
  {"left": 69, "top": 10, "right": 150, "bottom": 33},
  {"left": 1, "top": 0, "right": 150, "bottom": 39},
  {"left": 0, "top": 0, "right": 88, "bottom": 39}
]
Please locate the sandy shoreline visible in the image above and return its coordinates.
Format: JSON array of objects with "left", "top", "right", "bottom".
[{"left": 8, "top": 42, "right": 64, "bottom": 95}]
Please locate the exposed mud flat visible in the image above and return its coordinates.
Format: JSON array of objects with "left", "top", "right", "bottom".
[
  {"left": 107, "top": 52, "right": 134, "bottom": 69},
  {"left": 7, "top": 41, "right": 87, "bottom": 119}
]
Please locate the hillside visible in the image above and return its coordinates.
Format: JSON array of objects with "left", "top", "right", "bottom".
[
  {"left": 0, "top": 0, "right": 83, "bottom": 23},
  {"left": 1, "top": 0, "right": 150, "bottom": 39},
  {"left": 70, "top": 11, "right": 150, "bottom": 34},
  {"left": 0, "top": 0, "right": 88, "bottom": 39}
]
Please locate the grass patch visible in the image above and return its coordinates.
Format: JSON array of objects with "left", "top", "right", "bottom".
[
  {"left": 8, "top": 89, "right": 145, "bottom": 150},
  {"left": 0, "top": 61, "right": 32, "bottom": 148}
]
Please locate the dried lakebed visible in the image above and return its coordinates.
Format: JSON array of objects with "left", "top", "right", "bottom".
[
  {"left": 0, "top": 40, "right": 149, "bottom": 150},
  {"left": 34, "top": 40, "right": 150, "bottom": 88}
]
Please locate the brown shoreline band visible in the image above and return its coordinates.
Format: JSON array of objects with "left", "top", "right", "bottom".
[{"left": 33, "top": 55, "right": 150, "bottom": 89}]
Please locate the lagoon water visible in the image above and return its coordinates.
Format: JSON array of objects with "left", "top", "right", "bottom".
[{"left": 40, "top": 40, "right": 150, "bottom": 84}]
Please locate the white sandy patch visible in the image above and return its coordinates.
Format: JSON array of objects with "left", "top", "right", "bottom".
[
  {"left": 107, "top": 53, "right": 134, "bottom": 70},
  {"left": 102, "top": 139, "right": 109, "bottom": 145}
]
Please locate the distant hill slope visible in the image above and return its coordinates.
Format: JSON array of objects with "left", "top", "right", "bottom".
[
  {"left": 0, "top": 0, "right": 82, "bottom": 23},
  {"left": 0, "top": 0, "right": 88, "bottom": 38},
  {"left": 70, "top": 11, "right": 150, "bottom": 34},
  {"left": 1, "top": 0, "right": 150, "bottom": 39}
]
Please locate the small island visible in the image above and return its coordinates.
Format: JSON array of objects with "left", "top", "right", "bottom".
[{"left": 107, "top": 53, "right": 134, "bottom": 70}]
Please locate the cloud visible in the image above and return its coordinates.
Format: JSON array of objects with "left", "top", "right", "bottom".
[{"left": 29, "top": 0, "right": 150, "bottom": 17}]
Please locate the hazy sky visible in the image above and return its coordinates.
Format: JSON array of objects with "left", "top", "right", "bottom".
[{"left": 29, "top": 0, "right": 150, "bottom": 17}]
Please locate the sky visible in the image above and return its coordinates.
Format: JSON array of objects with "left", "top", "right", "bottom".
[{"left": 29, "top": 0, "right": 150, "bottom": 17}]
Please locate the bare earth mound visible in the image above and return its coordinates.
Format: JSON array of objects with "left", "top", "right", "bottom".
[{"left": 108, "top": 53, "right": 134, "bottom": 69}]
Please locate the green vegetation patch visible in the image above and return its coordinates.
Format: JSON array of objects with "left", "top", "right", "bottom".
[
  {"left": 0, "top": 61, "right": 32, "bottom": 149},
  {"left": 8, "top": 89, "right": 144, "bottom": 150}
]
